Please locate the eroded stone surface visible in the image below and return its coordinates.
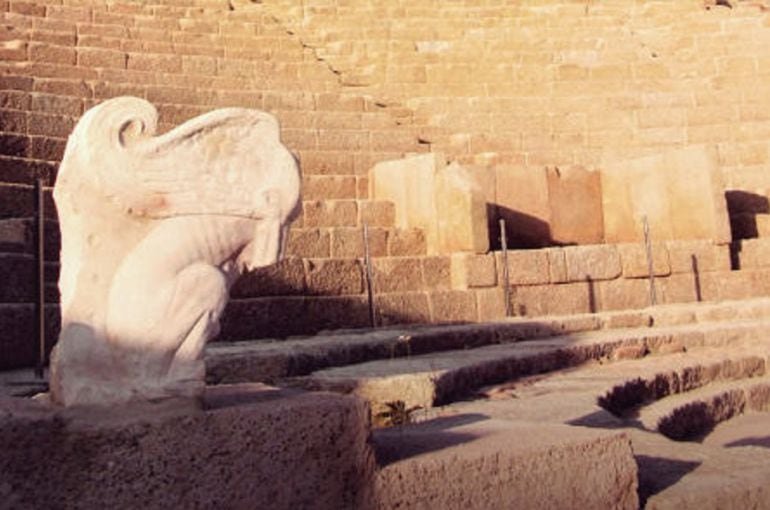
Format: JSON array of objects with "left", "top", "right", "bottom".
[
  {"left": 0, "top": 385, "right": 373, "bottom": 510},
  {"left": 50, "top": 97, "right": 301, "bottom": 407}
]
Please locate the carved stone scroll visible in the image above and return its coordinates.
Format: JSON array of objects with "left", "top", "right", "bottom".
[{"left": 50, "top": 97, "right": 301, "bottom": 407}]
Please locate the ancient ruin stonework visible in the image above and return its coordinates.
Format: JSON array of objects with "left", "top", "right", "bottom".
[{"left": 49, "top": 97, "right": 301, "bottom": 407}]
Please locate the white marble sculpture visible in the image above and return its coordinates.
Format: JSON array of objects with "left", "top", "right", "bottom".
[{"left": 49, "top": 97, "right": 301, "bottom": 407}]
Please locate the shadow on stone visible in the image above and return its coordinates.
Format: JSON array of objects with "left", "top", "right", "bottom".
[
  {"left": 373, "top": 413, "right": 488, "bottom": 466},
  {"left": 725, "top": 435, "right": 770, "bottom": 449},
  {"left": 635, "top": 455, "right": 701, "bottom": 507}
]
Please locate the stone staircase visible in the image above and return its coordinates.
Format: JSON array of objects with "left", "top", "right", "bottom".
[
  {"left": 202, "top": 296, "right": 770, "bottom": 508},
  {"left": 0, "top": 0, "right": 445, "bottom": 368}
]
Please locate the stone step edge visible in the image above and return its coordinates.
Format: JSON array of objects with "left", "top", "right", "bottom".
[
  {"left": 638, "top": 372, "right": 770, "bottom": 440},
  {"left": 295, "top": 318, "right": 770, "bottom": 414},
  {"left": 204, "top": 296, "right": 770, "bottom": 384}
]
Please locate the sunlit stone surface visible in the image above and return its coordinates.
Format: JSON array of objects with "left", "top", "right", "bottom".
[{"left": 49, "top": 97, "right": 301, "bottom": 407}]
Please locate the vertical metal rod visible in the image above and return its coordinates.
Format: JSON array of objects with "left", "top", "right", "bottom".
[
  {"left": 362, "top": 223, "right": 377, "bottom": 328},
  {"left": 643, "top": 215, "right": 657, "bottom": 307},
  {"left": 34, "top": 178, "right": 46, "bottom": 379},
  {"left": 499, "top": 218, "right": 513, "bottom": 317}
]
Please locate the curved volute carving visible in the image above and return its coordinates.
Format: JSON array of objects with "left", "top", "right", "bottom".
[{"left": 50, "top": 97, "right": 301, "bottom": 407}]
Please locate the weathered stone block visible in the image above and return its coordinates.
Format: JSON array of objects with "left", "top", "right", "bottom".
[
  {"left": 374, "top": 420, "right": 638, "bottom": 510},
  {"left": 303, "top": 200, "right": 358, "bottom": 227},
  {"left": 422, "top": 256, "right": 452, "bottom": 290},
  {"left": 306, "top": 296, "right": 370, "bottom": 331},
  {"left": 496, "top": 249, "right": 550, "bottom": 285},
  {"left": 666, "top": 240, "right": 731, "bottom": 274},
  {"left": 331, "top": 226, "right": 388, "bottom": 258},
  {"left": 436, "top": 162, "right": 489, "bottom": 254},
  {"left": 657, "top": 273, "right": 700, "bottom": 304},
  {"left": 601, "top": 146, "right": 731, "bottom": 244},
  {"left": 596, "top": 278, "right": 651, "bottom": 312},
  {"left": 370, "top": 153, "right": 488, "bottom": 254},
  {"left": 546, "top": 165, "right": 604, "bottom": 245},
  {"left": 388, "top": 228, "right": 427, "bottom": 256},
  {"left": 429, "top": 290, "right": 477, "bottom": 323},
  {"left": 231, "top": 258, "right": 306, "bottom": 298},
  {"left": 474, "top": 287, "right": 507, "bottom": 322},
  {"left": 618, "top": 243, "right": 671, "bottom": 278},
  {"left": 512, "top": 282, "right": 593, "bottom": 316},
  {"left": 495, "top": 165, "right": 552, "bottom": 249},
  {"left": 0, "top": 386, "right": 374, "bottom": 510},
  {"left": 565, "top": 245, "right": 622, "bottom": 282},
  {"left": 286, "top": 228, "right": 330, "bottom": 259},
  {"left": 372, "top": 257, "right": 424, "bottom": 293},
  {"left": 219, "top": 297, "right": 308, "bottom": 340},
  {"left": 376, "top": 292, "right": 431, "bottom": 326},
  {"left": 451, "top": 253, "right": 497, "bottom": 289},
  {"left": 305, "top": 259, "right": 364, "bottom": 295},
  {"left": 360, "top": 200, "right": 396, "bottom": 228},
  {"left": 735, "top": 238, "right": 770, "bottom": 269},
  {"left": 546, "top": 247, "right": 568, "bottom": 283}
]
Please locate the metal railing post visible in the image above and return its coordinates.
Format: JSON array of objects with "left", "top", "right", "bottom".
[
  {"left": 362, "top": 223, "right": 377, "bottom": 328},
  {"left": 643, "top": 215, "right": 657, "bottom": 307},
  {"left": 499, "top": 218, "right": 513, "bottom": 317}
]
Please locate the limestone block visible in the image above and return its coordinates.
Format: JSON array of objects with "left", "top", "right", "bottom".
[
  {"left": 436, "top": 161, "right": 490, "bottom": 253},
  {"left": 372, "top": 257, "right": 424, "bottom": 293},
  {"left": 218, "top": 297, "right": 308, "bottom": 341},
  {"left": 388, "top": 228, "right": 427, "bottom": 256},
  {"left": 376, "top": 292, "right": 431, "bottom": 326},
  {"left": 666, "top": 240, "right": 731, "bottom": 274},
  {"left": 545, "top": 247, "right": 568, "bottom": 283},
  {"left": 231, "top": 258, "right": 306, "bottom": 298},
  {"left": 736, "top": 238, "right": 770, "bottom": 269},
  {"left": 601, "top": 146, "right": 731, "bottom": 244},
  {"left": 50, "top": 97, "right": 301, "bottom": 407},
  {"left": 512, "top": 282, "right": 593, "bottom": 316},
  {"left": 305, "top": 259, "right": 364, "bottom": 295},
  {"left": 374, "top": 420, "right": 638, "bottom": 510},
  {"left": 474, "top": 287, "right": 507, "bottom": 322},
  {"left": 422, "top": 256, "right": 452, "bottom": 290},
  {"left": 657, "top": 273, "right": 699, "bottom": 304},
  {"left": 755, "top": 214, "right": 770, "bottom": 237},
  {"left": 450, "top": 253, "right": 497, "bottom": 289},
  {"left": 596, "top": 278, "right": 651, "bottom": 311},
  {"left": 369, "top": 153, "right": 488, "bottom": 254},
  {"left": 495, "top": 165, "right": 552, "bottom": 249},
  {"left": 496, "top": 249, "right": 550, "bottom": 285},
  {"left": 0, "top": 385, "right": 374, "bottom": 510},
  {"left": 429, "top": 290, "right": 478, "bottom": 323},
  {"left": 617, "top": 243, "right": 671, "bottom": 278},
  {"left": 564, "top": 244, "right": 622, "bottom": 282},
  {"left": 546, "top": 165, "right": 604, "bottom": 245}
]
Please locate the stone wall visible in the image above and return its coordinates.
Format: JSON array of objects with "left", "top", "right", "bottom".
[
  {"left": 263, "top": 0, "right": 770, "bottom": 192},
  {"left": 4, "top": 0, "right": 770, "bottom": 369}
]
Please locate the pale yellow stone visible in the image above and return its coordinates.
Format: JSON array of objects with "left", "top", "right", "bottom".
[
  {"left": 370, "top": 153, "right": 488, "bottom": 254},
  {"left": 601, "top": 146, "right": 730, "bottom": 244}
]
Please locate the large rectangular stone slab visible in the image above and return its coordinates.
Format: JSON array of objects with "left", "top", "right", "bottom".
[
  {"left": 0, "top": 385, "right": 373, "bottom": 510},
  {"left": 374, "top": 419, "right": 638, "bottom": 510},
  {"left": 370, "top": 154, "right": 488, "bottom": 254},
  {"left": 601, "top": 147, "right": 731, "bottom": 244},
  {"left": 546, "top": 165, "right": 604, "bottom": 244},
  {"left": 495, "top": 165, "right": 552, "bottom": 249}
]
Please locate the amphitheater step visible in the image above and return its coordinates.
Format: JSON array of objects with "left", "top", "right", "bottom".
[
  {"left": 206, "top": 296, "right": 770, "bottom": 389},
  {"left": 635, "top": 372, "right": 770, "bottom": 441},
  {"left": 372, "top": 418, "right": 639, "bottom": 509},
  {"left": 294, "top": 319, "right": 770, "bottom": 417},
  {"left": 426, "top": 334, "right": 770, "bottom": 510}
]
